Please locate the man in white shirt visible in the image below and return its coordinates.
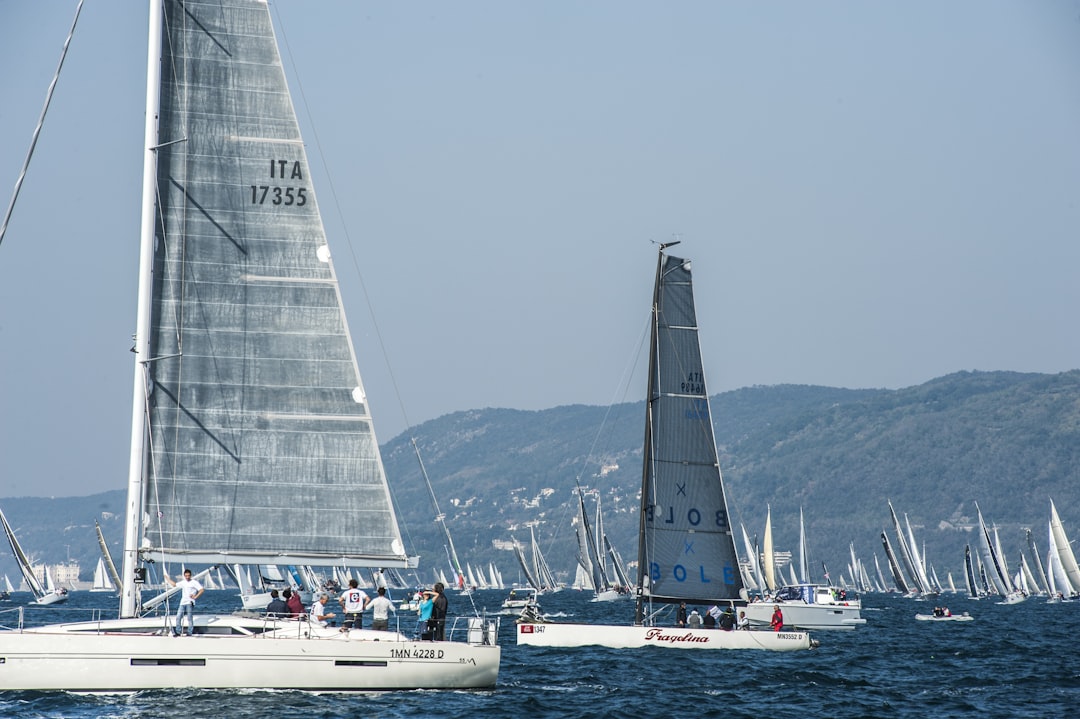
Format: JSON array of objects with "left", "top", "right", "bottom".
[
  {"left": 338, "top": 578, "right": 369, "bottom": 630},
  {"left": 366, "top": 586, "right": 396, "bottom": 631},
  {"left": 309, "top": 593, "right": 336, "bottom": 627},
  {"left": 165, "top": 569, "right": 204, "bottom": 637}
]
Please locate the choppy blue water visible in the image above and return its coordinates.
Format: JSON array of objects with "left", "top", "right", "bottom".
[{"left": 1, "top": 589, "right": 1078, "bottom": 718}]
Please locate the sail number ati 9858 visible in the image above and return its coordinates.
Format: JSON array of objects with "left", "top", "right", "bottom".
[{"left": 251, "top": 159, "right": 308, "bottom": 206}]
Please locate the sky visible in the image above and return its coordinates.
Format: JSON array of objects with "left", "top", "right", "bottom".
[{"left": 1, "top": 0, "right": 1079, "bottom": 498}]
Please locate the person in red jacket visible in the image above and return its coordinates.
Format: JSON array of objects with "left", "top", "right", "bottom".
[{"left": 770, "top": 605, "right": 784, "bottom": 631}]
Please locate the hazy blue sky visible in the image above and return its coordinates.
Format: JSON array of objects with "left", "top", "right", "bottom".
[{"left": 1, "top": 1, "right": 1078, "bottom": 498}]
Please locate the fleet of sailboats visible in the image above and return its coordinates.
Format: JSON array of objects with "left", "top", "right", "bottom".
[{"left": 3, "top": 0, "right": 1080, "bottom": 693}]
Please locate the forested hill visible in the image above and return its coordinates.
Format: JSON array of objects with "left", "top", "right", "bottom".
[{"left": 4, "top": 370, "right": 1080, "bottom": 587}]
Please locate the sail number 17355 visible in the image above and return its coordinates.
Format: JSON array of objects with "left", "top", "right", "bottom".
[{"left": 251, "top": 185, "right": 308, "bottom": 206}]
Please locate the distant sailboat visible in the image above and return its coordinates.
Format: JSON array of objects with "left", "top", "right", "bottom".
[
  {"left": 0, "top": 505, "right": 67, "bottom": 606},
  {"left": 90, "top": 557, "right": 116, "bottom": 593},
  {"left": 574, "top": 490, "right": 630, "bottom": 601},
  {"left": 1049, "top": 499, "right": 1080, "bottom": 596},
  {"left": 516, "top": 245, "right": 812, "bottom": 650}
]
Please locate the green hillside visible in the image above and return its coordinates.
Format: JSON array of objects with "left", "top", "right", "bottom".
[{"left": 3, "top": 371, "right": 1079, "bottom": 591}]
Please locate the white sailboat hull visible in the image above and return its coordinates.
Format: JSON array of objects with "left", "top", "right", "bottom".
[
  {"left": 742, "top": 600, "right": 866, "bottom": 631},
  {"left": 517, "top": 622, "right": 812, "bottom": 651},
  {"left": 592, "top": 589, "right": 630, "bottom": 602},
  {"left": 30, "top": 590, "right": 69, "bottom": 606},
  {"left": 0, "top": 617, "right": 499, "bottom": 691}
]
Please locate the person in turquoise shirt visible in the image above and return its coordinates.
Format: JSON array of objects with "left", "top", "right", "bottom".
[{"left": 418, "top": 590, "right": 434, "bottom": 621}]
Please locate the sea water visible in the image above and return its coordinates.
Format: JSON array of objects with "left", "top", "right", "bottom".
[{"left": 1, "top": 589, "right": 1077, "bottom": 718}]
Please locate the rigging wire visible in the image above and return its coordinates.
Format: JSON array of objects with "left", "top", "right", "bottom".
[{"left": 0, "top": 0, "right": 84, "bottom": 249}]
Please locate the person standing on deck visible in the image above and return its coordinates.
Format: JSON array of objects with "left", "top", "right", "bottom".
[
  {"left": 339, "top": 578, "right": 369, "bottom": 630},
  {"left": 165, "top": 569, "right": 204, "bottom": 637},
  {"left": 770, "top": 605, "right": 784, "bottom": 631},
  {"left": 430, "top": 582, "right": 449, "bottom": 641},
  {"left": 366, "top": 586, "right": 396, "bottom": 631}
]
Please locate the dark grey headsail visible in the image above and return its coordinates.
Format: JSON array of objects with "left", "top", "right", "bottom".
[
  {"left": 138, "top": 0, "right": 409, "bottom": 568},
  {"left": 635, "top": 246, "right": 743, "bottom": 618}
]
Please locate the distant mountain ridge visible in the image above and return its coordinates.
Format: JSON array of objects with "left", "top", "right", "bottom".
[{"left": 3, "top": 370, "right": 1079, "bottom": 589}]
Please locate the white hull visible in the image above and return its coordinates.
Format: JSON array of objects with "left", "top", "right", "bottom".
[
  {"left": 240, "top": 591, "right": 273, "bottom": 611},
  {"left": 743, "top": 601, "right": 865, "bottom": 631},
  {"left": 915, "top": 613, "right": 973, "bottom": 622},
  {"left": 30, "top": 590, "right": 69, "bottom": 606},
  {"left": 592, "top": 589, "right": 630, "bottom": 602},
  {"left": 0, "top": 615, "right": 499, "bottom": 691},
  {"left": 517, "top": 622, "right": 812, "bottom": 651}
]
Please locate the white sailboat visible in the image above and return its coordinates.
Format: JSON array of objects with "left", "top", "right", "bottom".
[
  {"left": 0, "top": 0, "right": 497, "bottom": 691},
  {"left": 763, "top": 505, "right": 777, "bottom": 592},
  {"left": 573, "top": 489, "right": 630, "bottom": 602},
  {"left": 0, "top": 506, "right": 68, "bottom": 606},
  {"left": 517, "top": 244, "right": 813, "bottom": 651},
  {"left": 90, "top": 557, "right": 116, "bottom": 593},
  {"left": 1046, "top": 522, "right": 1072, "bottom": 602},
  {"left": 1049, "top": 499, "right": 1080, "bottom": 596},
  {"left": 881, "top": 530, "right": 911, "bottom": 594},
  {"left": 975, "top": 502, "right": 1025, "bottom": 604}
]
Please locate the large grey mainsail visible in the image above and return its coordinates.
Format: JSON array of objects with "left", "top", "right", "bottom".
[
  {"left": 635, "top": 245, "right": 742, "bottom": 619},
  {"left": 138, "top": 0, "right": 409, "bottom": 568}
]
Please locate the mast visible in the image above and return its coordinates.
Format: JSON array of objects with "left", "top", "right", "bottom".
[
  {"left": 121, "top": 0, "right": 163, "bottom": 619},
  {"left": 634, "top": 245, "right": 666, "bottom": 625}
]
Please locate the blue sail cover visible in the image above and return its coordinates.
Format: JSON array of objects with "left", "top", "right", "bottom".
[
  {"left": 142, "top": 0, "right": 409, "bottom": 567},
  {"left": 637, "top": 250, "right": 743, "bottom": 604}
]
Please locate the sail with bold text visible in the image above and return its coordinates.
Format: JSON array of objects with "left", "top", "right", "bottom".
[{"left": 636, "top": 249, "right": 743, "bottom": 606}]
